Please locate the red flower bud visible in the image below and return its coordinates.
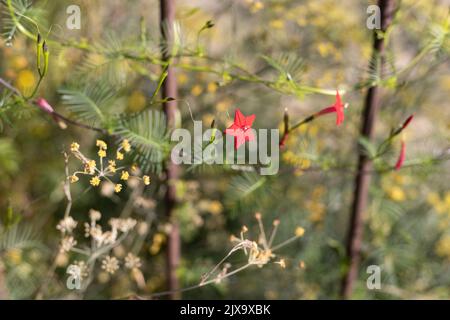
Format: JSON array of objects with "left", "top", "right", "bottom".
[
  {"left": 401, "top": 114, "right": 414, "bottom": 130},
  {"left": 395, "top": 140, "right": 406, "bottom": 170}
]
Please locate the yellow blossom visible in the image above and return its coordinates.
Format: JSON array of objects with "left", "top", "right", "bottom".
[
  {"left": 69, "top": 175, "right": 79, "bottom": 183},
  {"left": 96, "top": 140, "right": 107, "bottom": 150},
  {"left": 127, "top": 90, "right": 146, "bottom": 112},
  {"left": 216, "top": 98, "right": 232, "bottom": 112},
  {"left": 5, "top": 248, "right": 22, "bottom": 264},
  {"left": 90, "top": 176, "right": 101, "bottom": 187},
  {"left": 295, "top": 227, "right": 305, "bottom": 237},
  {"left": 70, "top": 142, "right": 80, "bottom": 152},
  {"left": 143, "top": 175, "right": 151, "bottom": 185},
  {"left": 435, "top": 235, "right": 450, "bottom": 259},
  {"left": 122, "top": 139, "right": 131, "bottom": 152},
  {"left": 98, "top": 149, "right": 106, "bottom": 158},
  {"left": 250, "top": 1, "right": 264, "bottom": 13},
  {"left": 84, "top": 160, "right": 96, "bottom": 174},
  {"left": 177, "top": 72, "right": 188, "bottom": 85},
  {"left": 116, "top": 151, "right": 124, "bottom": 160},
  {"left": 114, "top": 184, "right": 122, "bottom": 193},
  {"left": 387, "top": 186, "right": 406, "bottom": 202},
  {"left": 269, "top": 19, "right": 284, "bottom": 29},
  {"left": 107, "top": 160, "right": 116, "bottom": 173},
  {"left": 15, "top": 69, "right": 35, "bottom": 92},
  {"left": 191, "top": 85, "right": 203, "bottom": 96},
  {"left": 121, "top": 171, "right": 129, "bottom": 181},
  {"left": 207, "top": 82, "right": 217, "bottom": 93},
  {"left": 150, "top": 233, "right": 165, "bottom": 255},
  {"left": 208, "top": 200, "right": 223, "bottom": 215}
]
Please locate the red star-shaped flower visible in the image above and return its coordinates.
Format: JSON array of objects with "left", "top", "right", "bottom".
[
  {"left": 225, "top": 109, "right": 256, "bottom": 150},
  {"left": 316, "top": 90, "right": 345, "bottom": 126}
]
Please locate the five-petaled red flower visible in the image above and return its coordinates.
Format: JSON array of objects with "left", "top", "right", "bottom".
[
  {"left": 316, "top": 90, "right": 345, "bottom": 126},
  {"left": 225, "top": 109, "right": 256, "bottom": 150}
]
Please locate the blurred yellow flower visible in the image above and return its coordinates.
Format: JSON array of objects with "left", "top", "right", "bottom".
[
  {"left": 295, "top": 227, "right": 305, "bottom": 237},
  {"left": 177, "top": 72, "right": 188, "bottom": 85},
  {"left": 15, "top": 69, "right": 35, "bottom": 92},
  {"left": 216, "top": 98, "right": 233, "bottom": 112},
  {"left": 127, "top": 90, "right": 146, "bottom": 112},
  {"left": 191, "top": 84, "right": 203, "bottom": 96},
  {"left": 207, "top": 82, "right": 217, "bottom": 93},
  {"left": 202, "top": 113, "right": 215, "bottom": 125},
  {"left": 387, "top": 186, "right": 406, "bottom": 202},
  {"left": 208, "top": 200, "right": 223, "bottom": 215},
  {"left": 150, "top": 233, "right": 166, "bottom": 255},
  {"left": 427, "top": 192, "right": 440, "bottom": 206},
  {"left": 269, "top": 19, "right": 284, "bottom": 29},
  {"left": 250, "top": 1, "right": 264, "bottom": 13},
  {"left": 435, "top": 235, "right": 450, "bottom": 259},
  {"left": 317, "top": 42, "right": 334, "bottom": 57},
  {"left": 5, "top": 248, "right": 22, "bottom": 264}
]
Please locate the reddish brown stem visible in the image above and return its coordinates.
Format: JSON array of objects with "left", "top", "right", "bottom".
[
  {"left": 160, "top": 0, "right": 181, "bottom": 300},
  {"left": 341, "top": 0, "right": 396, "bottom": 299}
]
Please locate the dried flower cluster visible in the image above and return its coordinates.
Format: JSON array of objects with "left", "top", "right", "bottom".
[{"left": 199, "top": 213, "right": 306, "bottom": 286}]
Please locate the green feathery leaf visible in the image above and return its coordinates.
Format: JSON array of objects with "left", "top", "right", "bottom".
[
  {"left": 58, "top": 82, "right": 117, "bottom": 127},
  {"left": 114, "top": 110, "right": 170, "bottom": 173}
]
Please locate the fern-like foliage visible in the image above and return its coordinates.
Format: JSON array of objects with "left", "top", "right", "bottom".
[
  {"left": 114, "top": 110, "right": 171, "bottom": 173},
  {"left": 261, "top": 53, "right": 305, "bottom": 83},
  {"left": 1, "top": 0, "right": 45, "bottom": 44},
  {"left": 1, "top": 0, "right": 30, "bottom": 42},
  {"left": 225, "top": 172, "right": 272, "bottom": 215},
  {"left": 428, "top": 21, "right": 450, "bottom": 55},
  {"left": 58, "top": 82, "right": 118, "bottom": 127},
  {"left": 160, "top": 20, "right": 185, "bottom": 58},
  {"left": 75, "top": 34, "right": 131, "bottom": 87},
  {"left": 0, "top": 223, "right": 40, "bottom": 251}
]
